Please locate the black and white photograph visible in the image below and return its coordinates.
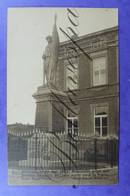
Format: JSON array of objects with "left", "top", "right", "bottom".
[{"left": 7, "top": 7, "right": 119, "bottom": 185}]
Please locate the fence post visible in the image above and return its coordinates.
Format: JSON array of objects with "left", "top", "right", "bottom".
[
  {"left": 18, "top": 135, "right": 20, "bottom": 170},
  {"left": 113, "top": 138, "right": 116, "bottom": 166},
  {"left": 110, "top": 138, "right": 113, "bottom": 168},
  {"left": 106, "top": 138, "right": 109, "bottom": 164},
  {"left": 69, "top": 135, "right": 71, "bottom": 170},
  {"left": 35, "top": 131, "right": 38, "bottom": 170},
  {"left": 117, "top": 139, "right": 119, "bottom": 166},
  {"left": 94, "top": 137, "right": 97, "bottom": 170}
]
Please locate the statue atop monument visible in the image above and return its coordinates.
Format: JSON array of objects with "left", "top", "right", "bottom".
[{"left": 42, "top": 14, "right": 59, "bottom": 86}]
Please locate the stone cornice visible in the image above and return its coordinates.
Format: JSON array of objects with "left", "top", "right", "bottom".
[
  {"left": 59, "top": 26, "right": 118, "bottom": 46},
  {"left": 58, "top": 26, "right": 118, "bottom": 59}
]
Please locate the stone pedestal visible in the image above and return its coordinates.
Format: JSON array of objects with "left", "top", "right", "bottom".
[{"left": 32, "top": 85, "right": 66, "bottom": 133}]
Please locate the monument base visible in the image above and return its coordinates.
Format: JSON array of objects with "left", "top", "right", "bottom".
[{"left": 32, "top": 84, "right": 67, "bottom": 133}]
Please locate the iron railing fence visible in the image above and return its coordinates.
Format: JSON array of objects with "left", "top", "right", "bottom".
[{"left": 8, "top": 129, "right": 119, "bottom": 171}]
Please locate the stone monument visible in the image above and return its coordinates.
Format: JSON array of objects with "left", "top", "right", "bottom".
[
  {"left": 42, "top": 14, "right": 59, "bottom": 86},
  {"left": 33, "top": 14, "right": 66, "bottom": 132}
]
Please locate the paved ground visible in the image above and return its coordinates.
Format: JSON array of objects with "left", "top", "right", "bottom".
[{"left": 8, "top": 167, "right": 118, "bottom": 185}]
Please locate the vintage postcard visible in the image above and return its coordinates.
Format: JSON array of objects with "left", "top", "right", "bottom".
[{"left": 7, "top": 7, "right": 119, "bottom": 185}]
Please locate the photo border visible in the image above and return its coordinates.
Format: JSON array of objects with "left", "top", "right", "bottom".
[{"left": 0, "top": 0, "right": 130, "bottom": 195}]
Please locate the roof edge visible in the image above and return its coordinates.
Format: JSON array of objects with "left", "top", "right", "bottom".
[{"left": 60, "top": 25, "right": 118, "bottom": 46}]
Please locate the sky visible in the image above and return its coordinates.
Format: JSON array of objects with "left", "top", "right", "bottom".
[{"left": 7, "top": 7, "right": 118, "bottom": 125}]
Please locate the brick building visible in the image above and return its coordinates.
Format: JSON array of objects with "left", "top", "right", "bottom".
[{"left": 33, "top": 26, "right": 119, "bottom": 138}]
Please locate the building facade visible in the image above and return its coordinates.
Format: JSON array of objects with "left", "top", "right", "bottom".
[{"left": 34, "top": 26, "right": 119, "bottom": 138}]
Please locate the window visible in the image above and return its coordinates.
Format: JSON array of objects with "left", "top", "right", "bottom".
[
  {"left": 66, "top": 62, "right": 78, "bottom": 90},
  {"left": 93, "top": 57, "right": 107, "bottom": 86},
  {"left": 67, "top": 110, "right": 78, "bottom": 136},
  {"left": 94, "top": 107, "right": 108, "bottom": 137}
]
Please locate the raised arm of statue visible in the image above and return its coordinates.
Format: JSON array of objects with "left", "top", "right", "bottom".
[
  {"left": 48, "top": 13, "right": 59, "bottom": 84},
  {"left": 52, "top": 14, "right": 59, "bottom": 49}
]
